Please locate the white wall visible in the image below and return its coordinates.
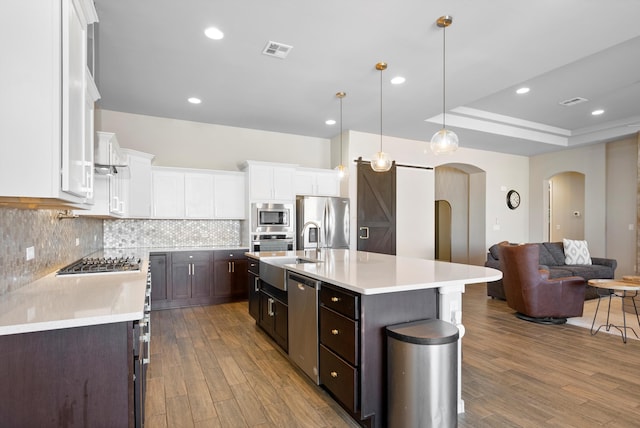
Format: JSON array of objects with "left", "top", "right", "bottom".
[
  {"left": 606, "top": 136, "right": 638, "bottom": 276},
  {"left": 530, "top": 144, "right": 607, "bottom": 255},
  {"left": 549, "top": 172, "right": 585, "bottom": 241},
  {"left": 97, "top": 109, "right": 331, "bottom": 171}
]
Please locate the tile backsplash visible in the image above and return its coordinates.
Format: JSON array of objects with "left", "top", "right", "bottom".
[
  {"left": 103, "top": 219, "right": 243, "bottom": 248},
  {"left": 0, "top": 208, "right": 103, "bottom": 295}
]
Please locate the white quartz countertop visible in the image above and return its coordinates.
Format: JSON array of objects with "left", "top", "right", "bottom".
[
  {"left": 0, "top": 260, "right": 149, "bottom": 336},
  {"left": 247, "top": 249, "right": 502, "bottom": 295}
]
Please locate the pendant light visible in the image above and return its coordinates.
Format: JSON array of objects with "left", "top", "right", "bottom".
[
  {"left": 430, "top": 15, "right": 459, "bottom": 154},
  {"left": 371, "top": 62, "right": 393, "bottom": 172},
  {"left": 334, "top": 91, "right": 348, "bottom": 179}
]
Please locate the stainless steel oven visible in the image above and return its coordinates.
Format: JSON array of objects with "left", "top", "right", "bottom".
[{"left": 251, "top": 234, "right": 294, "bottom": 252}]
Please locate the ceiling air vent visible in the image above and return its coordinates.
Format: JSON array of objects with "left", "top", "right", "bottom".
[
  {"left": 262, "top": 41, "right": 293, "bottom": 59},
  {"left": 559, "top": 97, "right": 588, "bottom": 107}
]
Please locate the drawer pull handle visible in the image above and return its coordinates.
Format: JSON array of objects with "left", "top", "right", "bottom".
[
  {"left": 331, "top": 329, "right": 339, "bottom": 335},
  {"left": 330, "top": 371, "right": 338, "bottom": 378},
  {"left": 331, "top": 296, "right": 340, "bottom": 302}
]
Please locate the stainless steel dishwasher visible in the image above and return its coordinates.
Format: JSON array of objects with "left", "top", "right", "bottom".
[{"left": 287, "top": 271, "right": 321, "bottom": 384}]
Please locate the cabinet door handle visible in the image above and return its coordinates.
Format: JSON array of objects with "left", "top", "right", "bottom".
[
  {"left": 188, "top": 264, "right": 191, "bottom": 275},
  {"left": 254, "top": 277, "right": 260, "bottom": 292},
  {"left": 330, "top": 371, "right": 338, "bottom": 378},
  {"left": 331, "top": 329, "right": 339, "bottom": 335},
  {"left": 359, "top": 226, "right": 369, "bottom": 239},
  {"left": 228, "top": 261, "right": 232, "bottom": 273},
  {"left": 268, "top": 298, "right": 274, "bottom": 316},
  {"left": 232, "top": 261, "right": 235, "bottom": 273},
  {"left": 331, "top": 296, "right": 340, "bottom": 303}
]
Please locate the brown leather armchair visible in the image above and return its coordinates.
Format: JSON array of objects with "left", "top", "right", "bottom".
[{"left": 499, "top": 243, "right": 586, "bottom": 324}]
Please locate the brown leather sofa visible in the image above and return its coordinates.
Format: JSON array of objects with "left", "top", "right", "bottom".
[{"left": 499, "top": 243, "right": 587, "bottom": 324}]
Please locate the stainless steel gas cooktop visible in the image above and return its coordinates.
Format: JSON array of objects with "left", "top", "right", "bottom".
[{"left": 57, "top": 257, "right": 141, "bottom": 275}]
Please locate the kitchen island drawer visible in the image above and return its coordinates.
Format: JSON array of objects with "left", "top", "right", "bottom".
[
  {"left": 320, "top": 344, "right": 358, "bottom": 413},
  {"left": 320, "top": 283, "right": 359, "bottom": 319},
  {"left": 320, "top": 306, "right": 358, "bottom": 366}
]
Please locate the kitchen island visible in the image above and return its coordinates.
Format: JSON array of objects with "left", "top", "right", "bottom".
[{"left": 247, "top": 249, "right": 502, "bottom": 427}]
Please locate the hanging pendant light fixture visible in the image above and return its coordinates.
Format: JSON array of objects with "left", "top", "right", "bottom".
[
  {"left": 334, "top": 91, "right": 348, "bottom": 179},
  {"left": 430, "top": 15, "right": 459, "bottom": 154},
  {"left": 371, "top": 62, "right": 393, "bottom": 172}
]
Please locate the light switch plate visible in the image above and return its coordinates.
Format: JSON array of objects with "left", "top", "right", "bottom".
[{"left": 26, "top": 246, "right": 35, "bottom": 261}]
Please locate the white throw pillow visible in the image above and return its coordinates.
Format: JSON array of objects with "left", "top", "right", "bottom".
[{"left": 563, "top": 239, "right": 592, "bottom": 265}]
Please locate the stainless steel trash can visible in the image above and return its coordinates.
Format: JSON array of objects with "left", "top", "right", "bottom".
[{"left": 386, "top": 319, "right": 459, "bottom": 428}]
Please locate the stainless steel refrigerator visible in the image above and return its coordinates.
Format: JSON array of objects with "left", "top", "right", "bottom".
[{"left": 296, "top": 196, "right": 350, "bottom": 250}]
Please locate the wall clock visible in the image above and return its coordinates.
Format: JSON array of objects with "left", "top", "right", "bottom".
[{"left": 506, "top": 189, "right": 520, "bottom": 210}]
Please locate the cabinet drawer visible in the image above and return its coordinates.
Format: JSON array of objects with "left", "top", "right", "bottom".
[
  {"left": 320, "top": 307, "right": 358, "bottom": 366},
  {"left": 213, "top": 249, "right": 248, "bottom": 260},
  {"left": 171, "top": 251, "right": 211, "bottom": 263},
  {"left": 320, "top": 284, "right": 359, "bottom": 319},
  {"left": 320, "top": 345, "right": 358, "bottom": 413},
  {"left": 248, "top": 258, "right": 259, "bottom": 275}
]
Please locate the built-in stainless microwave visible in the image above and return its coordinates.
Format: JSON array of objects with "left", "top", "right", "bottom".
[{"left": 251, "top": 203, "right": 293, "bottom": 231}]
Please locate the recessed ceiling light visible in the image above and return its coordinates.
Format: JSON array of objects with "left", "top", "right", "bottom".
[
  {"left": 204, "top": 27, "right": 224, "bottom": 40},
  {"left": 591, "top": 109, "right": 605, "bottom": 116},
  {"left": 391, "top": 76, "right": 406, "bottom": 85},
  {"left": 325, "top": 119, "right": 336, "bottom": 125},
  {"left": 516, "top": 87, "right": 530, "bottom": 95},
  {"left": 188, "top": 97, "right": 202, "bottom": 104}
]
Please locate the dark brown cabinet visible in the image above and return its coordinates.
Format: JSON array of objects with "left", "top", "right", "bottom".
[
  {"left": 149, "top": 249, "right": 249, "bottom": 310},
  {"left": 248, "top": 258, "right": 260, "bottom": 320},
  {"left": 319, "top": 284, "right": 360, "bottom": 413},
  {"left": 258, "top": 287, "right": 288, "bottom": 352},
  {"left": 213, "top": 250, "right": 248, "bottom": 302},
  {"left": 0, "top": 322, "right": 137, "bottom": 427},
  {"left": 150, "top": 253, "right": 168, "bottom": 309},
  {"left": 319, "top": 282, "right": 439, "bottom": 427},
  {"left": 171, "top": 251, "right": 213, "bottom": 301}
]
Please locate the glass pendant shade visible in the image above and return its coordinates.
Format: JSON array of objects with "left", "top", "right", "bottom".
[
  {"left": 430, "top": 128, "right": 459, "bottom": 154},
  {"left": 335, "top": 164, "right": 349, "bottom": 179},
  {"left": 371, "top": 151, "right": 392, "bottom": 172}
]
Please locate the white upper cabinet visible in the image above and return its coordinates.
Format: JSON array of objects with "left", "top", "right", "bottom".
[
  {"left": 184, "top": 173, "right": 215, "bottom": 219},
  {"left": 79, "top": 132, "right": 129, "bottom": 217},
  {"left": 214, "top": 173, "right": 246, "bottom": 219},
  {"left": 152, "top": 167, "right": 246, "bottom": 219},
  {"left": 295, "top": 167, "right": 340, "bottom": 197},
  {"left": 152, "top": 169, "right": 185, "bottom": 218},
  {"left": 241, "top": 161, "right": 295, "bottom": 202},
  {"left": 0, "top": 0, "right": 99, "bottom": 206},
  {"left": 123, "top": 149, "right": 154, "bottom": 218}
]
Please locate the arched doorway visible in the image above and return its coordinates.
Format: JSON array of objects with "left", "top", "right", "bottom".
[
  {"left": 547, "top": 171, "right": 585, "bottom": 241},
  {"left": 434, "top": 164, "right": 486, "bottom": 265}
]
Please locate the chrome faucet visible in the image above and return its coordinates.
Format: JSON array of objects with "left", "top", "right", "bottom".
[{"left": 301, "top": 221, "right": 322, "bottom": 252}]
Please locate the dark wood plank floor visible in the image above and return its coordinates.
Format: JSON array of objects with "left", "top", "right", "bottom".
[{"left": 145, "top": 284, "right": 640, "bottom": 427}]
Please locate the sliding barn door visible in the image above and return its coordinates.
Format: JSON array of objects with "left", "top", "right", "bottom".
[{"left": 356, "top": 158, "right": 396, "bottom": 255}]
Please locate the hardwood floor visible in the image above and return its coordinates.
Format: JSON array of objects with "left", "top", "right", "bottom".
[{"left": 145, "top": 285, "right": 640, "bottom": 427}]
